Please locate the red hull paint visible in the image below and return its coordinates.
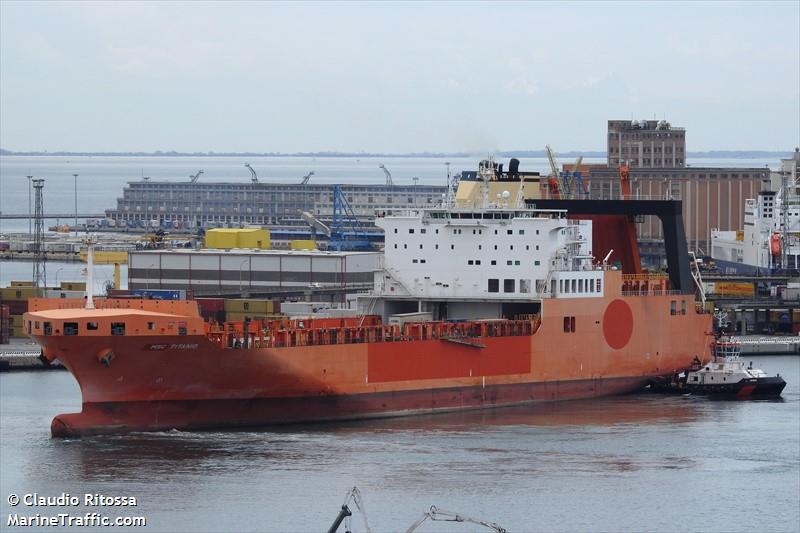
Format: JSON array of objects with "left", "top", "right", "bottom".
[
  {"left": 25, "top": 275, "right": 713, "bottom": 437},
  {"left": 52, "top": 376, "right": 647, "bottom": 437}
]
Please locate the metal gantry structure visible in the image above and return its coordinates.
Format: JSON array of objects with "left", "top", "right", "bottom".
[
  {"left": 244, "top": 163, "right": 258, "bottom": 184},
  {"left": 379, "top": 164, "right": 394, "bottom": 186},
  {"left": 32, "top": 179, "right": 46, "bottom": 292}
]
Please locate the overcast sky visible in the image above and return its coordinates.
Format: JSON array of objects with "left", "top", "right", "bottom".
[{"left": 1, "top": 1, "right": 798, "bottom": 153}]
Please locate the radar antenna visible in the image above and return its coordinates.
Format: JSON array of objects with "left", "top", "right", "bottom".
[
  {"left": 244, "top": 163, "right": 258, "bottom": 184},
  {"left": 189, "top": 170, "right": 204, "bottom": 183},
  {"left": 300, "top": 171, "right": 315, "bottom": 185},
  {"left": 379, "top": 164, "right": 394, "bottom": 186}
]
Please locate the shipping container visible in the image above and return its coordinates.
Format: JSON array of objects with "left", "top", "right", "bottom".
[
  {"left": 290, "top": 240, "right": 316, "bottom": 250},
  {"left": 196, "top": 298, "right": 225, "bottom": 313},
  {"left": 224, "top": 299, "right": 273, "bottom": 314},
  {"left": 1, "top": 287, "right": 39, "bottom": 300},
  {"left": 60, "top": 281, "right": 87, "bottom": 291},
  {"left": 205, "top": 228, "right": 270, "bottom": 250},
  {"left": 224, "top": 311, "right": 284, "bottom": 322}
]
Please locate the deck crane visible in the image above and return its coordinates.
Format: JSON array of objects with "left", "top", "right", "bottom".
[
  {"left": 244, "top": 163, "right": 258, "bottom": 184},
  {"left": 326, "top": 486, "right": 371, "bottom": 533},
  {"left": 404, "top": 506, "right": 507, "bottom": 533},
  {"left": 378, "top": 164, "right": 394, "bottom": 186},
  {"left": 189, "top": 170, "right": 204, "bottom": 183},
  {"left": 299, "top": 171, "right": 315, "bottom": 185}
]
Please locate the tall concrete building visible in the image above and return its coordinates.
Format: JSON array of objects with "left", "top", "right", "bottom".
[{"left": 607, "top": 120, "right": 686, "bottom": 168}]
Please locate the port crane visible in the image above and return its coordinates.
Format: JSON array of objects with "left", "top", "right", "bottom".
[
  {"left": 329, "top": 185, "right": 373, "bottom": 251},
  {"left": 189, "top": 170, "right": 204, "bottom": 183},
  {"left": 300, "top": 171, "right": 315, "bottom": 185},
  {"left": 570, "top": 156, "right": 589, "bottom": 197},
  {"left": 301, "top": 187, "right": 374, "bottom": 251},
  {"left": 244, "top": 163, "right": 258, "bottom": 184},
  {"left": 379, "top": 164, "right": 394, "bottom": 186},
  {"left": 545, "top": 145, "right": 563, "bottom": 198}
]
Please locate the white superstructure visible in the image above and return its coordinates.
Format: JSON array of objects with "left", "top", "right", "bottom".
[
  {"left": 711, "top": 149, "right": 800, "bottom": 272},
  {"left": 375, "top": 207, "right": 597, "bottom": 301}
]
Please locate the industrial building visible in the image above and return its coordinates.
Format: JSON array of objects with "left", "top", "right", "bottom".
[
  {"left": 128, "top": 248, "right": 380, "bottom": 295},
  {"left": 106, "top": 180, "right": 447, "bottom": 229},
  {"left": 566, "top": 120, "right": 771, "bottom": 257},
  {"left": 607, "top": 119, "right": 686, "bottom": 168},
  {"left": 585, "top": 165, "right": 770, "bottom": 254}
]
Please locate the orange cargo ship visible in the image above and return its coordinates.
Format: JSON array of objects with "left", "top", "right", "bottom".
[{"left": 24, "top": 161, "right": 712, "bottom": 437}]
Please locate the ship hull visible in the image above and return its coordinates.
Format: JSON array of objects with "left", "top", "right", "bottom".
[
  {"left": 52, "top": 376, "right": 649, "bottom": 437},
  {"left": 26, "top": 283, "right": 712, "bottom": 437}
]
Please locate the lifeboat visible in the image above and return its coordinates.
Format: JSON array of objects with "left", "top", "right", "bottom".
[{"left": 770, "top": 233, "right": 781, "bottom": 257}]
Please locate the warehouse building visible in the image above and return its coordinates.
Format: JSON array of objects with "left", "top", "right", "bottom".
[{"left": 128, "top": 249, "right": 380, "bottom": 295}]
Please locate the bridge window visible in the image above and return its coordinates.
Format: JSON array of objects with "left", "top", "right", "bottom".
[
  {"left": 111, "top": 322, "right": 126, "bottom": 336},
  {"left": 64, "top": 322, "right": 79, "bottom": 336},
  {"left": 563, "top": 316, "right": 576, "bottom": 333},
  {"left": 520, "top": 279, "right": 531, "bottom": 293},
  {"left": 86, "top": 322, "right": 98, "bottom": 331},
  {"left": 44, "top": 322, "right": 52, "bottom": 336},
  {"left": 491, "top": 260, "right": 497, "bottom": 265},
  {"left": 670, "top": 301, "right": 677, "bottom": 315},
  {"left": 504, "top": 279, "right": 515, "bottom": 293},
  {"left": 681, "top": 301, "right": 687, "bottom": 315},
  {"left": 488, "top": 279, "right": 499, "bottom": 293},
  {"left": 597, "top": 279, "right": 602, "bottom": 292}
]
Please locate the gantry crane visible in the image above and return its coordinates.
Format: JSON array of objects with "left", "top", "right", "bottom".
[
  {"left": 378, "top": 164, "right": 394, "bottom": 186},
  {"left": 244, "top": 163, "right": 258, "bottom": 184},
  {"left": 189, "top": 170, "right": 204, "bottom": 183}
]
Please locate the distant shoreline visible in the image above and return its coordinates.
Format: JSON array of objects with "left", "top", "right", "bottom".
[{"left": 0, "top": 149, "right": 792, "bottom": 159}]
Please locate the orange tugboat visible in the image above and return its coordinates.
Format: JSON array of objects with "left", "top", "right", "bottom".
[{"left": 25, "top": 161, "right": 712, "bottom": 437}]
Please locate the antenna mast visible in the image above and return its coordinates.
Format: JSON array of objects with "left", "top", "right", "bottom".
[{"left": 32, "top": 179, "right": 46, "bottom": 294}]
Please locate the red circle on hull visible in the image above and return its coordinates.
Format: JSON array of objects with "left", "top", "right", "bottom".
[{"left": 603, "top": 299, "right": 634, "bottom": 350}]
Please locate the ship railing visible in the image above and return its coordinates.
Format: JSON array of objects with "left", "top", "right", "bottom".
[
  {"left": 620, "top": 289, "right": 682, "bottom": 297},
  {"left": 209, "top": 316, "right": 541, "bottom": 349},
  {"left": 621, "top": 273, "right": 668, "bottom": 281}
]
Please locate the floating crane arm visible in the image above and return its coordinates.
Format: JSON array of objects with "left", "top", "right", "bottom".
[
  {"left": 189, "top": 170, "right": 204, "bottom": 183},
  {"left": 404, "top": 506, "right": 507, "bottom": 533},
  {"left": 300, "top": 171, "right": 315, "bottom": 185},
  {"left": 244, "top": 163, "right": 258, "bottom": 184},
  {"left": 379, "top": 164, "right": 393, "bottom": 186},
  {"left": 327, "top": 487, "right": 371, "bottom": 533}
]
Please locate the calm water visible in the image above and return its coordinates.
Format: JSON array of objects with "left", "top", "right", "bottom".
[
  {"left": 0, "top": 155, "right": 780, "bottom": 234},
  {"left": 1, "top": 356, "right": 798, "bottom": 532}
]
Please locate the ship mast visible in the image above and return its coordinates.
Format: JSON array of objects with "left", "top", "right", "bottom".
[{"left": 84, "top": 235, "right": 97, "bottom": 310}]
